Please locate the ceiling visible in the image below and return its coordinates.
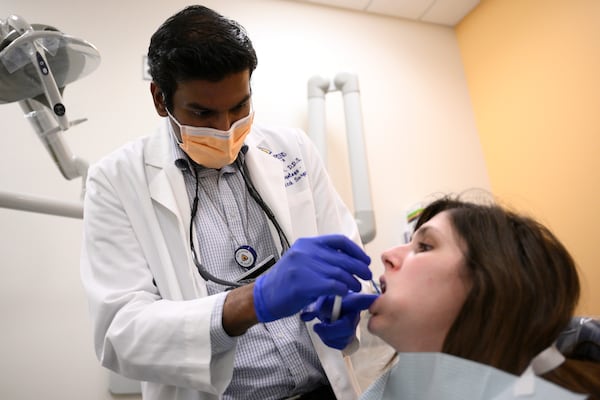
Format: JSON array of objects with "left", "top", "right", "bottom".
[{"left": 287, "top": 0, "right": 480, "bottom": 26}]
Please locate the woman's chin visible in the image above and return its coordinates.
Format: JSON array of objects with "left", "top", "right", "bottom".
[{"left": 366, "top": 313, "right": 378, "bottom": 334}]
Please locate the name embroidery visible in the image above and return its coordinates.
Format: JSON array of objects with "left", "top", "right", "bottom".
[{"left": 270, "top": 151, "right": 307, "bottom": 187}]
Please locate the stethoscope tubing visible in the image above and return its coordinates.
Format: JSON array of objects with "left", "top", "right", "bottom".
[{"left": 188, "top": 154, "right": 290, "bottom": 288}]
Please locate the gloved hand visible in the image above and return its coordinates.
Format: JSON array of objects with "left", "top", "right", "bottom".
[
  {"left": 300, "top": 292, "right": 379, "bottom": 350},
  {"left": 253, "top": 234, "right": 372, "bottom": 323}
]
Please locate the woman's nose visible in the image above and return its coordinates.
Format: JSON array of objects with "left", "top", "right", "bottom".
[{"left": 381, "top": 244, "right": 407, "bottom": 271}]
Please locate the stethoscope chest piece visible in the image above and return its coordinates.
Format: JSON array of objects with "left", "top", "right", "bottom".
[{"left": 234, "top": 245, "right": 257, "bottom": 269}]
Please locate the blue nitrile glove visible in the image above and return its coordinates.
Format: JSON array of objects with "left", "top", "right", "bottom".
[
  {"left": 253, "top": 234, "right": 372, "bottom": 323},
  {"left": 300, "top": 292, "right": 379, "bottom": 350}
]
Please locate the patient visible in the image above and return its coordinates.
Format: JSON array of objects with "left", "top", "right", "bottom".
[
  {"left": 303, "top": 195, "right": 600, "bottom": 398},
  {"left": 364, "top": 196, "right": 600, "bottom": 398}
]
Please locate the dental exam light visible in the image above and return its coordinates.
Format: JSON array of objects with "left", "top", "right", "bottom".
[{"left": 0, "top": 14, "right": 100, "bottom": 217}]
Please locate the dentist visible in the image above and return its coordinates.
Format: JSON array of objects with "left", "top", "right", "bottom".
[{"left": 80, "top": 5, "right": 373, "bottom": 400}]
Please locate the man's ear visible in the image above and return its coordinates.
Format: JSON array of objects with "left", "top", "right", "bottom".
[{"left": 150, "top": 82, "right": 168, "bottom": 117}]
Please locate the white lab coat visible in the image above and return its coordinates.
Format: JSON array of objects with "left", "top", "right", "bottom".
[{"left": 80, "top": 120, "right": 363, "bottom": 400}]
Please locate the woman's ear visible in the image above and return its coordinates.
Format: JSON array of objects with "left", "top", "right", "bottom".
[{"left": 150, "top": 82, "right": 167, "bottom": 117}]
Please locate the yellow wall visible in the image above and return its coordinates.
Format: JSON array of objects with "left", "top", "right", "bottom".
[{"left": 456, "top": 0, "right": 600, "bottom": 315}]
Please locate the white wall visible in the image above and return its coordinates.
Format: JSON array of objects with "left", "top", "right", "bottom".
[{"left": 0, "top": 0, "right": 489, "bottom": 398}]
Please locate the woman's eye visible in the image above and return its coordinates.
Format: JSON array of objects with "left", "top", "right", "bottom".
[{"left": 416, "top": 242, "right": 432, "bottom": 253}]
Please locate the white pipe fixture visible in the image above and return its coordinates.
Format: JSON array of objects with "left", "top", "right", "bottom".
[
  {"left": 307, "top": 73, "right": 376, "bottom": 244},
  {"left": 307, "top": 75, "right": 331, "bottom": 164},
  {"left": 0, "top": 190, "right": 83, "bottom": 219}
]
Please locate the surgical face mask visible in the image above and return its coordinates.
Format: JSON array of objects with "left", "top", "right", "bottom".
[{"left": 167, "top": 109, "right": 254, "bottom": 169}]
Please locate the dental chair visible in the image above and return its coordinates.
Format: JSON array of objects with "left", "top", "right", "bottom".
[{"left": 557, "top": 317, "right": 600, "bottom": 362}]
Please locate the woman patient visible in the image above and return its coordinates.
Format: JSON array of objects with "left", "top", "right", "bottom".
[{"left": 307, "top": 195, "right": 600, "bottom": 398}]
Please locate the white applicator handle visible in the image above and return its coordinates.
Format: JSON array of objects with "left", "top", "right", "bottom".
[{"left": 331, "top": 295, "right": 342, "bottom": 322}]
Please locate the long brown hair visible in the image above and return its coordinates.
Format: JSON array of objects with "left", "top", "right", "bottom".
[{"left": 414, "top": 196, "right": 599, "bottom": 398}]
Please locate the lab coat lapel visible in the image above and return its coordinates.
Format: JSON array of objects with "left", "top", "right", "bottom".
[
  {"left": 142, "top": 123, "right": 205, "bottom": 299},
  {"left": 244, "top": 140, "right": 293, "bottom": 254},
  {"left": 148, "top": 166, "right": 190, "bottom": 225},
  {"left": 145, "top": 122, "right": 191, "bottom": 224}
]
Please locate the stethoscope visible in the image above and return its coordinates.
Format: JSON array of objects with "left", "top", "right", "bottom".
[{"left": 187, "top": 149, "right": 290, "bottom": 288}]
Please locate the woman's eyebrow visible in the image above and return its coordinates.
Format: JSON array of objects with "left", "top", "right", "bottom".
[
  {"left": 413, "top": 225, "right": 443, "bottom": 242},
  {"left": 413, "top": 225, "right": 431, "bottom": 238}
]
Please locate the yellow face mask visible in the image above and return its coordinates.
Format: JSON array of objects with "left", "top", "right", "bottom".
[{"left": 167, "top": 110, "right": 254, "bottom": 169}]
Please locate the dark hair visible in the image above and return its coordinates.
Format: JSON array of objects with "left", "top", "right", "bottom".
[
  {"left": 147, "top": 5, "right": 258, "bottom": 110},
  {"left": 414, "top": 196, "right": 600, "bottom": 398}
]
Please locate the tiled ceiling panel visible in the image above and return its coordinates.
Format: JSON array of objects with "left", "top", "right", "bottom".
[
  {"left": 419, "top": 0, "right": 481, "bottom": 25},
  {"left": 367, "top": 0, "right": 437, "bottom": 20},
  {"left": 287, "top": 0, "right": 480, "bottom": 26},
  {"left": 301, "top": 0, "right": 370, "bottom": 10}
]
